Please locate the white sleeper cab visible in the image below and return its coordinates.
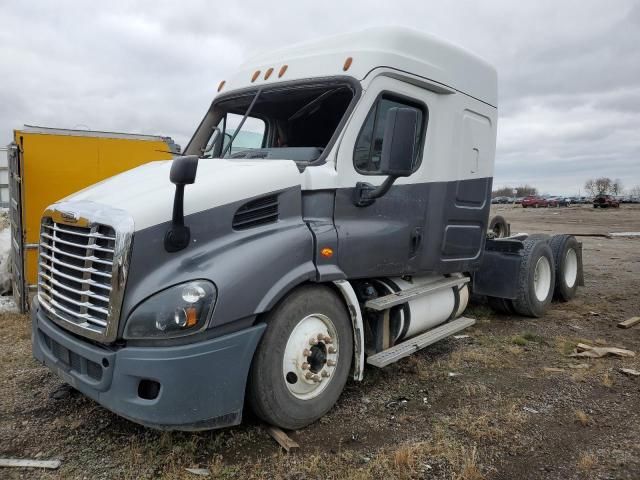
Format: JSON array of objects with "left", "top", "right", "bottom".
[{"left": 31, "top": 27, "right": 583, "bottom": 430}]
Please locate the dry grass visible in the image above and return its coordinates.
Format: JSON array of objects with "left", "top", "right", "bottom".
[
  {"left": 577, "top": 452, "right": 597, "bottom": 473},
  {"left": 602, "top": 371, "right": 614, "bottom": 388},
  {"left": 447, "top": 402, "right": 526, "bottom": 442},
  {"left": 455, "top": 447, "right": 485, "bottom": 480},
  {"left": 574, "top": 410, "right": 592, "bottom": 426}
]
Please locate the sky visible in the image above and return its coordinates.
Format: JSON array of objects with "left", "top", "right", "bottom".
[{"left": 1, "top": 0, "right": 639, "bottom": 195}]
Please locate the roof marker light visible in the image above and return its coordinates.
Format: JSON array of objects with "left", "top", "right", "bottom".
[
  {"left": 264, "top": 67, "right": 274, "bottom": 80},
  {"left": 343, "top": 57, "right": 353, "bottom": 71},
  {"left": 278, "top": 64, "right": 288, "bottom": 78},
  {"left": 217, "top": 80, "right": 226, "bottom": 92},
  {"left": 251, "top": 70, "right": 261, "bottom": 82},
  {"left": 320, "top": 247, "right": 334, "bottom": 258}
]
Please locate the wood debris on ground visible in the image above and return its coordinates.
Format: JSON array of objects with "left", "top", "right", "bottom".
[
  {"left": 265, "top": 425, "right": 299, "bottom": 452},
  {"left": 619, "top": 368, "right": 640, "bottom": 377},
  {"left": 185, "top": 467, "right": 210, "bottom": 476},
  {"left": 0, "top": 458, "right": 62, "bottom": 469},
  {"left": 570, "top": 343, "right": 635, "bottom": 359},
  {"left": 543, "top": 367, "right": 565, "bottom": 373},
  {"left": 617, "top": 317, "right": 640, "bottom": 329}
]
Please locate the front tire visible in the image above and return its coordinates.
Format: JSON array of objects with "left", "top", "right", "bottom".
[{"left": 248, "top": 285, "right": 353, "bottom": 430}]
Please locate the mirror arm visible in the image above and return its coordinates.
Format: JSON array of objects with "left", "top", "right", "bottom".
[
  {"left": 164, "top": 184, "right": 190, "bottom": 252},
  {"left": 353, "top": 175, "right": 399, "bottom": 207}
]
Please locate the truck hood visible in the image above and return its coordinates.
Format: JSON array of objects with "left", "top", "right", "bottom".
[{"left": 65, "top": 158, "right": 303, "bottom": 231}]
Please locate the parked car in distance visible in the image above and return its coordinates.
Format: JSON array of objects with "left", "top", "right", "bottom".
[
  {"left": 521, "top": 195, "right": 549, "bottom": 208},
  {"left": 549, "top": 196, "right": 571, "bottom": 207},
  {"left": 593, "top": 194, "right": 620, "bottom": 208}
]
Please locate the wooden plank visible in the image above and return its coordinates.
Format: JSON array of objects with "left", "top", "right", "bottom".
[
  {"left": 0, "top": 458, "right": 62, "bottom": 469},
  {"left": 618, "top": 317, "right": 640, "bottom": 329},
  {"left": 265, "top": 425, "right": 299, "bottom": 452}
]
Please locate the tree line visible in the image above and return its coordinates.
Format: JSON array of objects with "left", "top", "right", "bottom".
[
  {"left": 492, "top": 185, "right": 537, "bottom": 198},
  {"left": 584, "top": 177, "right": 623, "bottom": 196}
]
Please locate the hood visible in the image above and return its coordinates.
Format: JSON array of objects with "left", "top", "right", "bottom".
[{"left": 65, "top": 158, "right": 303, "bottom": 231}]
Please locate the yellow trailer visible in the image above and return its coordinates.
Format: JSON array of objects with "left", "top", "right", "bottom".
[{"left": 7, "top": 125, "right": 178, "bottom": 312}]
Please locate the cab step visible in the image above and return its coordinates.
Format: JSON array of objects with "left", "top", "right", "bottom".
[
  {"left": 364, "top": 276, "right": 470, "bottom": 311},
  {"left": 366, "top": 316, "right": 476, "bottom": 368}
]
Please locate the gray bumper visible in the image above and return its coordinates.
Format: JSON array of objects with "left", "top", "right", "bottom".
[{"left": 32, "top": 302, "right": 265, "bottom": 430}]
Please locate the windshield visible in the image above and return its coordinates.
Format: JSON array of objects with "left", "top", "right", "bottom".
[{"left": 188, "top": 80, "right": 356, "bottom": 163}]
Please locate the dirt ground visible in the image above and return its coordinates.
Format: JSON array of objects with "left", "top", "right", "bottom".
[{"left": 1, "top": 205, "right": 639, "bottom": 479}]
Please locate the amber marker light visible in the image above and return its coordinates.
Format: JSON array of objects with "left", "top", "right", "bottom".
[
  {"left": 217, "top": 80, "right": 226, "bottom": 92},
  {"left": 264, "top": 67, "right": 274, "bottom": 80},
  {"left": 185, "top": 307, "right": 198, "bottom": 328},
  {"left": 320, "top": 247, "right": 334, "bottom": 258},
  {"left": 343, "top": 56, "right": 353, "bottom": 71},
  {"left": 278, "top": 64, "right": 288, "bottom": 78},
  {"left": 251, "top": 70, "right": 261, "bottom": 82}
]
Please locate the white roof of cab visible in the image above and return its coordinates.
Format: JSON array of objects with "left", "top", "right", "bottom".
[{"left": 223, "top": 26, "right": 497, "bottom": 107}]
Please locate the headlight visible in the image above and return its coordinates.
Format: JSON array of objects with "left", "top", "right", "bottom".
[{"left": 123, "top": 280, "right": 217, "bottom": 339}]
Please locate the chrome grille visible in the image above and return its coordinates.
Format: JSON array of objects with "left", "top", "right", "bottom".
[{"left": 37, "top": 202, "right": 134, "bottom": 342}]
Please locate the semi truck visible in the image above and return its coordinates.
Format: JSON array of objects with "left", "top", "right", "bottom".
[{"left": 31, "top": 27, "right": 583, "bottom": 431}]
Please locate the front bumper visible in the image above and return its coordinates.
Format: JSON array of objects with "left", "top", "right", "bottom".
[{"left": 32, "top": 300, "right": 265, "bottom": 430}]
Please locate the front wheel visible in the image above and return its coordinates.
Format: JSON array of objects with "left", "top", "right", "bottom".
[{"left": 247, "top": 285, "right": 353, "bottom": 430}]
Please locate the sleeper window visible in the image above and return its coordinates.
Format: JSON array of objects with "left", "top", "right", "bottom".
[{"left": 354, "top": 95, "right": 426, "bottom": 174}]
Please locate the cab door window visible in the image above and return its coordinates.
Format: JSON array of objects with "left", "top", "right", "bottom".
[{"left": 353, "top": 95, "right": 426, "bottom": 174}]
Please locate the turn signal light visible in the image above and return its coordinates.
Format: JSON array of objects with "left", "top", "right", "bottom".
[
  {"left": 185, "top": 307, "right": 198, "bottom": 327},
  {"left": 320, "top": 247, "right": 334, "bottom": 258}
]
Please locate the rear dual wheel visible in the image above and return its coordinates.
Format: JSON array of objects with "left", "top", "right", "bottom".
[
  {"left": 248, "top": 285, "right": 352, "bottom": 430},
  {"left": 549, "top": 234, "right": 580, "bottom": 302},
  {"left": 512, "top": 238, "right": 555, "bottom": 317}
]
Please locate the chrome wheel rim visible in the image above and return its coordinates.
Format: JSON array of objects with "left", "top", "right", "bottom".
[
  {"left": 533, "top": 256, "right": 552, "bottom": 302},
  {"left": 282, "top": 313, "right": 339, "bottom": 400}
]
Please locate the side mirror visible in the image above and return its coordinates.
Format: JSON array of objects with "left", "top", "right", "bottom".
[
  {"left": 353, "top": 107, "right": 418, "bottom": 207},
  {"left": 165, "top": 155, "right": 199, "bottom": 252}
]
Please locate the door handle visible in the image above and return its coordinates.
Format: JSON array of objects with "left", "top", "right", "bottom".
[{"left": 410, "top": 227, "right": 423, "bottom": 256}]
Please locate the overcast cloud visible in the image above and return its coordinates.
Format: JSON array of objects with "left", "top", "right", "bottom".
[{"left": 1, "top": 0, "right": 638, "bottom": 194}]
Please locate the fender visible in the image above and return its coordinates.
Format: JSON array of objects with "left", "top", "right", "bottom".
[{"left": 333, "top": 280, "right": 365, "bottom": 381}]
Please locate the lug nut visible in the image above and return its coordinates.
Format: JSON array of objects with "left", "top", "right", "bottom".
[
  {"left": 321, "top": 371, "right": 330, "bottom": 377},
  {"left": 302, "top": 362, "right": 310, "bottom": 370},
  {"left": 313, "top": 374, "right": 322, "bottom": 382},
  {"left": 303, "top": 349, "right": 311, "bottom": 357},
  {"left": 328, "top": 346, "right": 337, "bottom": 354},
  {"left": 305, "top": 372, "right": 314, "bottom": 380},
  {"left": 309, "top": 338, "right": 318, "bottom": 346},
  {"left": 327, "top": 359, "right": 336, "bottom": 367},
  {"left": 324, "top": 335, "right": 333, "bottom": 344}
]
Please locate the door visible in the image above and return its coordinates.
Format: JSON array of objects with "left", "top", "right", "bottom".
[
  {"left": 333, "top": 76, "right": 434, "bottom": 279},
  {"left": 7, "top": 142, "right": 27, "bottom": 313}
]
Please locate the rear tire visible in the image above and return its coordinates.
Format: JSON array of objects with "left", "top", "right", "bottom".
[
  {"left": 512, "top": 238, "right": 555, "bottom": 317},
  {"left": 549, "top": 234, "right": 580, "bottom": 301},
  {"left": 248, "top": 285, "right": 353, "bottom": 430},
  {"left": 489, "top": 215, "right": 509, "bottom": 238}
]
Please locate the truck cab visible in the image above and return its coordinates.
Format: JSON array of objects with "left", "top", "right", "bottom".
[{"left": 31, "top": 27, "right": 581, "bottom": 431}]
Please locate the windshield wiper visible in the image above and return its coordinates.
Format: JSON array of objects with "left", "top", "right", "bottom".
[{"left": 220, "top": 88, "right": 263, "bottom": 158}]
